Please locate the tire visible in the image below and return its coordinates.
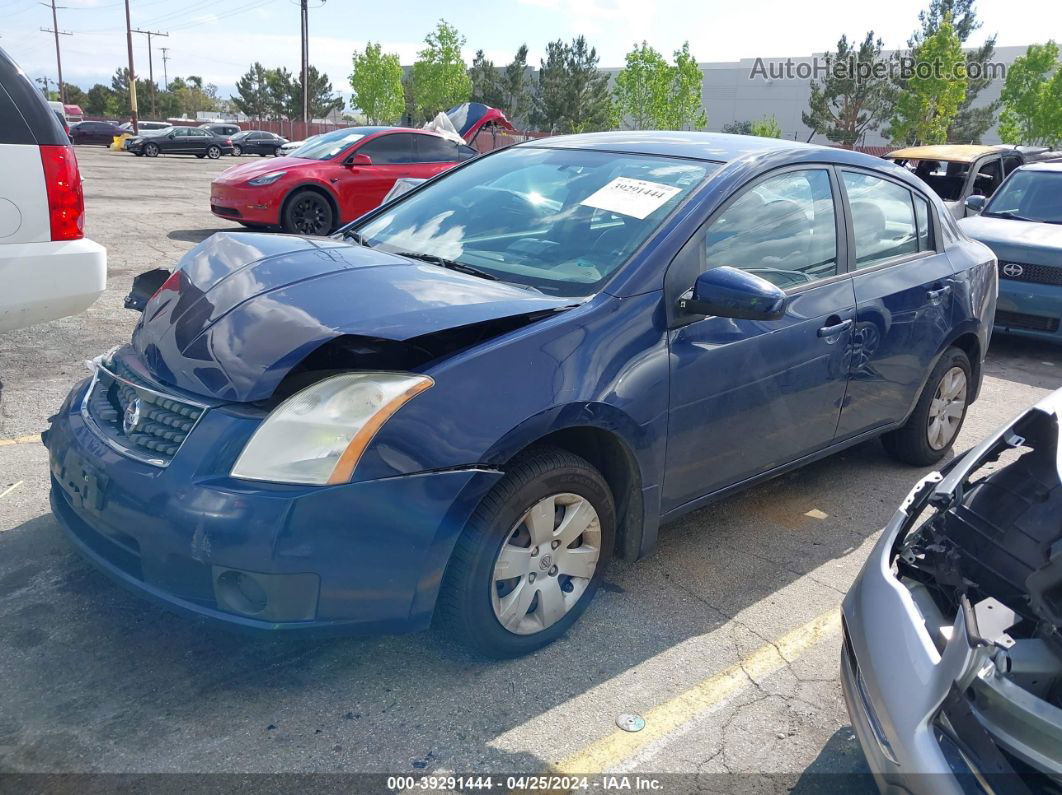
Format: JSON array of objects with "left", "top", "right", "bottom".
[
  {"left": 436, "top": 446, "right": 616, "bottom": 658},
  {"left": 274, "top": 146, "right": 282, "bottom": 156},
  {"left": 144, "top": 142, "right": 159, "bottom": 158},
  {"left": 232, "top": 144, "right": 242, "bottom": 156},
  {"left": 882, "top": 347, "right": 972, "bottom": 466},
  {"left": 281, "top": 189, "right": 334, "bottom": 235},
  {"left": 206, "top": 145, "right": 221, "bottom": 159}
]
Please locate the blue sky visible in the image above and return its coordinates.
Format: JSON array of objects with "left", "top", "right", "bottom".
[{"left": 3, "top": 0, "right": 1058, "bottom": 107}]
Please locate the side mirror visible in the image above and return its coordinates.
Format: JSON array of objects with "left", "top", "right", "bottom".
[
  {"left": 346, "top": 153, "right": 373, "bottom": 167},
  {"left": 964, "top": 195, "right": 986, "bottom": 214},
  {"left": 678, "top": 266, "right": 787, "bottom": 321}
]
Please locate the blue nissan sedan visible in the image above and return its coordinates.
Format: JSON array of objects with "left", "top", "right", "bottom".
[{"left": 45, "top": 132, "right": 997, "bottom": 657}]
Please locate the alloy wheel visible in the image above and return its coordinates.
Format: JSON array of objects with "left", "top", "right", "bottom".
[
  {"left": 491, "top": 493, "right": 601, "bottom": 635},
  {"left": 232, "top": 145, "right": 242, "bottom": 156},
  {"left": 927, "top": 366, "right": 967, "bottom": 450},
  {"left": 291, "top": 196, "right": 330, "bottom": 234},
  {"left": 144, "top": 143, "right": 158, "bottom": 157},
  {"left": 274, "top": 146, "right": 282, "bottom": 156},
  {"left": 207, "top": 146, "right": 221, "bottom": 159}
]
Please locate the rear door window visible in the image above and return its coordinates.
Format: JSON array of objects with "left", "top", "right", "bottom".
[
  {"left": 842, "top": 172, "right": 919, "bottom": 268},
  {"left": 358, "top": 133, "right": 416, "bottom": 164},
  {"left": 414, "top": 135, "right": 460, "bottom": 163}
]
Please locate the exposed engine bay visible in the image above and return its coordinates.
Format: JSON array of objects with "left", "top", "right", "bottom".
[{"left": 895, "top": 407, "right": 1062, "bottom": 788}]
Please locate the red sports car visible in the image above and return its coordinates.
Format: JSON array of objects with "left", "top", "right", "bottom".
[{"left": 209, "top": 127, "right": 477, "bottom": 235}]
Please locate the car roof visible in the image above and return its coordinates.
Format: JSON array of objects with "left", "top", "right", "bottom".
[
  {"left": 1017, "top": 160, "right": 1062, "bottom": 173},
  {"left": 887, "top": 144, "right": 1000, "bottom": 162},
  {"left": 525, "top": 130, "right": 889, "bottom": 166}
]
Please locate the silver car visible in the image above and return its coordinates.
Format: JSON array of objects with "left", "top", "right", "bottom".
[{"left": 842, "top": 389, "right": 1062, "bottom": 793}]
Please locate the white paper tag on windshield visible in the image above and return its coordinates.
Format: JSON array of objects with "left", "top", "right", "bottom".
[{"left": 580, "top": 177, "right": 682, "bottom": 220}]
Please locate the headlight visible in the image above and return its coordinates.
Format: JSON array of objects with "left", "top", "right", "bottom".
[
  {"left": 247, "top": 170, "right": 287, "bottom": 186},
  {"left": 231, "top": 372, "right": 432, "bottom": 485}
]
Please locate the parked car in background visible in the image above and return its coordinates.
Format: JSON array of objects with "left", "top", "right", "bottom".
[
  {"left": 959, "top": 161, "right": 1062, "bottom": 343},
  {"left": 887, "top": 145, "right": 1026, "bottom": 220},
  {"left": 278, "top": 134, "right": 317, "bottom": 155},
  {"left": 126, "top": 126, "right": 234, "bottom": 159},
  {"left": 199, "top": 122, "right": 241, "bottom": 138},
  {"left": 230, "top": 130, "right": 288, "bottom": 157},
  {"left": 52, "top": 111, "right": 70, "bottom": 140},
  {"left": 842, "top": 388, "right": 1062, "bottom": 794},
  {"left": 119, "top": 120, "right": 171, "bottom": 133},
  {"left": 0, "top": 48, "right": 106, "bottom": 332},
  {"left": 51, "top": 132, "right": 994, "bottom": 657},
  {"left": 210, "top": 127, "right": 476, "bottom": 233},
  {"left": 70, "top": 120, "right": 123, "bottom": 146}
]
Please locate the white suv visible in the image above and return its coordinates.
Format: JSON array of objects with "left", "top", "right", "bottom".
[{"left": 0, "top": 48, "right": 106, "bottom": 332}]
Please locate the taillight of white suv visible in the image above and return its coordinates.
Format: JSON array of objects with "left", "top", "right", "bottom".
[{"left": 39, "top": 144, "right": 85, "bottom": 241}]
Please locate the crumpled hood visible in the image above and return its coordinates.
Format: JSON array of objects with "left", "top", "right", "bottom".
[
  {"left": 958, "top": 215, "right": 1062, "bottom": 264},
  {"left": 131, "top": 232, "right": 574, "bottom": 402}
]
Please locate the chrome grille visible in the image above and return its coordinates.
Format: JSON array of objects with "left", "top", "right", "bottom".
[{"left": 81, "top": 356, "right": 207, "bottom": 466}]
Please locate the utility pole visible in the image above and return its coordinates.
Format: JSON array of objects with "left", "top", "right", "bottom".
[
  {"left": 39, "top": 0, "right": 71, "bottom": 105},
  {"left": 299, "top": 0, "right": 308, "bottom": 126},
  {"left": 132, "top": 29, "right": 168, "bottom": 118},
  {"left": 123, "top": 0, "right": 138, "bottom": 133},
  {"left": 160, "top": 46, "right": 170, "bottom": 90}
]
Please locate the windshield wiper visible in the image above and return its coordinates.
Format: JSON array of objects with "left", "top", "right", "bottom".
[
  {"left": 983, "top": 210, "right": 1037, "bottom": 222},
  {"left": 394, "top": 251, "right": 498, "bottom": 281},
  {"left": 340, "top": 229, "right": 372, "bottom": 246}
]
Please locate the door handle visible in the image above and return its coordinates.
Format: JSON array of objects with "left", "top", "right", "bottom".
[
  {"left": 817, "top": 318, "right": 853, "bottom": 338},
  {"left": 927, "top": 285, "right": 952, "bottom": 303}
]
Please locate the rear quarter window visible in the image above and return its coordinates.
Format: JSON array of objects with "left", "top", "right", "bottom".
[{"left": 0, "top": 50, "right": 67, "bottom": 145}]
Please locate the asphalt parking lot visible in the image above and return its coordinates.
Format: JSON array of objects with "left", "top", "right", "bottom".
[{"left": 1, "top": 146, "right": 1060, "bottom": 788}]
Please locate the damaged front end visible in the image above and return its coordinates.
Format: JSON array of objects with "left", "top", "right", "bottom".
[{"left": 887, "top": 395, "right": 1062, "bottom": 790}]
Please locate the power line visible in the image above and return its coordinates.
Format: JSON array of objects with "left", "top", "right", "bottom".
[{"left": 39, "top": 0, "right": 71, "bottom": 104}]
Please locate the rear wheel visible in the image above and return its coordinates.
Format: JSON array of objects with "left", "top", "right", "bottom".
[
  {"left": 206, "top": 145, "right": 222, "bottom": 159},
  {"left": 144, "top": 142, "right": 159, "bottom": 158},
  {"left": 436, "top": 446, "right": 615, "bottom": 658},
  {"left": 882, "top": 347, "right": 972, "bottom": 466},
  {"left": 274, "top": 146, "right": 282, "bottom": 156},
  {"left": 282, "top": 189, "right": 334, "bottom": 235}
]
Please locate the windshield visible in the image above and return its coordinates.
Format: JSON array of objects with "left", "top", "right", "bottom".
[
  {"left": 353, "top": 146, "right": 715, "bottom": 297},
  {"left": 984, "top": 170, "right": 1062, "bottom": 223},
  {"left": 294, "top": 129, "right": 366, "bottom": 160}
]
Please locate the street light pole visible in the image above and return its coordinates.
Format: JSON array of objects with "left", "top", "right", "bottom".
[{"left": 300, "top": 0, "right": 308, "bottom": 128}]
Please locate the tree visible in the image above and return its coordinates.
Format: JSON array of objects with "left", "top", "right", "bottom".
[
  {"left": 84, "top": 84, "right": 117, "bottom": 116},
  {"left": 998, "top": 41, "right": 1062, "bottom": 146},
  {"left": 290, "top": 66, "right": 344, "bottom": 120},
  {"left": 59, "top": 83, "right": 86, "bottom": 107},
  {"left": 265, "top": 67, "right": 297, "bottom": 119},
  {"left": 500, "top": 45, "right": 532, "bottom": 126},
  {"left": 908, "top": 0, "right": 998, "bottom": 142},
  {"left": 350, "top": 42, "right": 405, "bottom": 124},
  {"left": 722, "top": 120, "right": 753, "bottom": 135},
  {"left": 232, "top": 62, "right": 271, "bottom": 122},
  {"left": 532, "top": 36, "right": 612, "bottom": 133},
  {"left": 613, "top": 42, "right": 672, "bottom": 130},
  {"left": 109, "top": 68, "right": 154, "bottom": 118},
  {"left": 750, "top": 115, "right": 783, "bottom": 138},
  {"left": 411, "top": 19, "right": 472, "bottom": 119},
  {"left": 802, "top": 32, "right": 895, "bottom": 147},
  {"left": 468, "top": 50, "right": 505, "bottom": 108},
  {"left": 887, "top": 14, "right": 967, "bottom": 145},
  {"left": 666, "top": 42, "right": 707, "bottom": 130}
]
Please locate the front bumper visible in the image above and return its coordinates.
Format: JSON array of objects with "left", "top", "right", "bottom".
[
  {"left": 210, "top": 182, "right": 281, "bottom": 225},
  {"left": 995, "top": 279, "right": 1062, "bottom": 343},
  {"left": 46, "top": 379, "right": 501, "bottom": 634}
]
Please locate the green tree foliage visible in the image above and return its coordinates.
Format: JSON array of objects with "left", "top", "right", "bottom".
[
  {"left": 802, "top": 32, "right": 895, "bottom": 147},
  {"left": 909, "top": 0, "right": 998, "bottom": 142},
  {"left": 887, "top": 14, "right": 967, "bottom": 145},
  {"left": 290, "top": 65, "right": 345, "bottom": 120},
  {"left": 84, "top": 84, "right": 118, "bottom": 116},
  {"left": 232, "top": 62, "right": 271, "bottom": 121},
  {"left": 722, "top": 120, "right": 753, "bottom": 135},
  {"left": 532, "top": 36, "right": 613, "bottom": 133},
  {"left": 998, "top": 41, "right": 1062, "bottom": 146},
  {"left": 750, "top": 115, "right": 783, "bottom": 138},
  {"left": 501, "top": 45, "right": 532, "bottom": 125},
  {"left": 265, "top": 67, "right": 296, "bottom": 120},
  {"left": 612, "top": 41, "right": 706, "bottom": 130},
  {"left": 613, "top": 42, "right": 672, "bottom": 130},
  {"left": 468, "top": 50, "right": 505, "bottom": 108},
  {"left": 349, "top": 43, "right": 405, "bottom": 124},
  {"left": 411, "top": 19, "right": 472, "bottom": 119}
]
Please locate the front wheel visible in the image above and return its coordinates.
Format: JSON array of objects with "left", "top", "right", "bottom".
[
  {"left": 231, "top": 144, "right": 242, "bottom": 156},
  {"left": 436, "top": 447, "right": 615, "bottom": 658},
  {"left": 882, "top": 347, "right": 972, "bottom": 466},
  {"left": 144, "top": 142, "right": 159, "bottom": 157},
  {"left": 206, "top": 145, "right": 221, "bottom": 159},
  {"left": 274, "top": 146, "right": 282, "bottom": 156},
  {"left": 282, "top": 189, "right": 334, "bottom": 235}
]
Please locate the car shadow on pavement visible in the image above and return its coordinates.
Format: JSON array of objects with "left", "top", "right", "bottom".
[
  {"left": 789, "top": 727, "right": 876, "bottom": 793},
  {"left": 984, "top": 335, "right": 1062, "bottom": 391},
  {"left": 0, "top": 435, "right": 918, "bottom": 776}
]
